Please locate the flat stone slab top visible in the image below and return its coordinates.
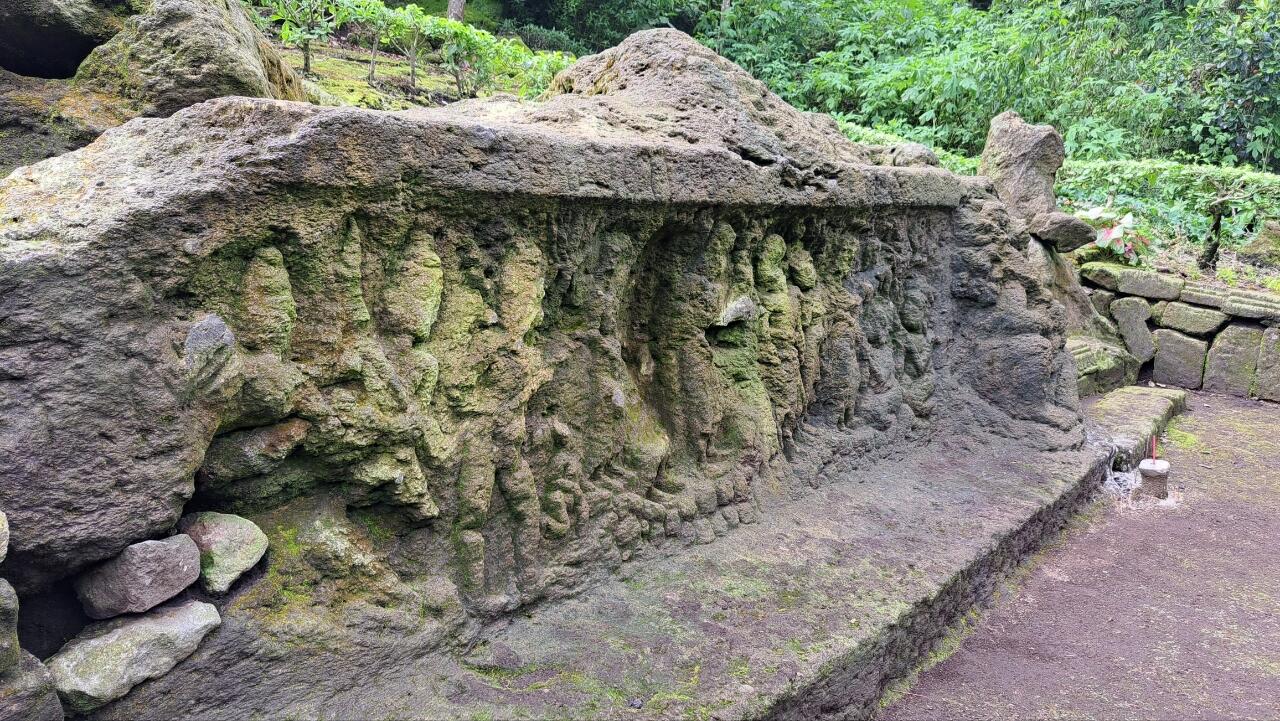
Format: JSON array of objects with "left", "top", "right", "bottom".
[
  {"left": 96, "top": 442, "right": 1111, "bottom": 720},
  {"left": 1085, "top": 386, "right": 1188, "bottom": 468}
]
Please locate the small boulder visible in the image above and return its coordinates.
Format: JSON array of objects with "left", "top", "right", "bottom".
[
  {"left": 1237, "top": 220, "right": 1280, "bottom": 268},
  {"left": 1109, "top": 297, "right": 1155, "bottom": 363},
  {"left": 1028, "top": 210, "right": 1096, "bottom": 252},
  {"left": 1154, "top": 301, "right": 1228, "bottom": 336},
  {"left": 47, "top": 599, "right": 220, "bottom": 714},
  {"left": 177, "top": 512, "right": 268, "bottom": 594},
  {"left": 74, "top": 535, "right": 200, "bottom": 619},
  {"left": 0, "top": 652, "right": 63, "bottom": 721},
  {"left": 1204, "top": 323, "right": 1264, "bottom": 396},
  {"left": 1152, "top": 329, "right": 1207, "bottom": 390}
]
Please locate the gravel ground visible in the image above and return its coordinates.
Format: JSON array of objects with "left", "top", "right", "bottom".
[{"left": 882, "top": 392, "right": 1280, "bottom": 721}]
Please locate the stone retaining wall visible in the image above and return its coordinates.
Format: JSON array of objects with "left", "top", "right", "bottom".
[{"left": 1079, "top": 262, "right": 1280, "bottom": 401}]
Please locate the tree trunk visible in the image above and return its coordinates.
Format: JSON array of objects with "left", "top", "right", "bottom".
[
  {"left": 303, "top": 40, "right": 312, "bottom": 75},
  {"left": 368, "top": 46, "right": 377, "bottom": 82},
  {"left": 447, "top": 0, "right": 465, "bottom": 21},
  {"left": 409, "top": 56, "right": 417, "bottom": 88}
]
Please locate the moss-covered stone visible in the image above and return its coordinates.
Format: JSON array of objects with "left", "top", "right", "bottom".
[{"left": 1204, "top": 323, "right": 1265, "bottom": 396}]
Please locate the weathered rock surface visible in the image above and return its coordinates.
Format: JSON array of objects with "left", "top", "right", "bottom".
[
  {"left": 1256, "top": 327, "right": 1280, "bottom": 402},
  {"left": 1180, "top": 280, "right": 1228, "bottom": 309},
  {"left": 1109, "top": 296, "right": 1154, "bottom": 363},
  {"left": 980, "top": 110, "right": 1064, "bottom": 221},
  {"left": 0, "top": 511, "right": 7, "bottom": 564},
  {"left": 1080, "top": 262, "right": 1184, "bottom": 300},
  {"left": 76, "top": 0, "right": 306, "bottom": 118},
  {"left": 0, "top": 580, "right": 17, "bottom": 676},
  {"left": 0, "top": 0, "right": 306, "bottom": 177},
  {"left": 1068, "top": 336, "right": 1137, "bottom": 398},
  {"left": 177, "top": 512, "right": 268, "bottom": 594},
  {"left": 0, "top": 651, "right": 64, "bottom": 721},
  {"left": 47, "top": 599, "right": 220, "bottom": 713},
  {"left": 1027, "top": 209, "right": 1095, "bottom": 252},
  {"left": 1153, "top": 329, "right": 1207, "bottom": 390},
  {"left": 1238, "top": 220, "right": 1280, "bottom": 268},
  {"left": 1221, "top": 287, "right": 1280, "bottom": 323},
  {"left": 3, "top": 30, "right": 1083, "bottom": 715},
  {"left": 1155, "top": 300, "right": 1228, "bottom": 336},
  {"left": 73, "top": 536, "right": 201, "bottom": 619},
  {"left": 0, "top": 0, "right": 127, "bottom": 78},
  {"left": 1203, "top": 323, "right": 1264, "bottom": 396},
  {"left": 979, "top": 111, "right": 1094, "bottom": 252}
]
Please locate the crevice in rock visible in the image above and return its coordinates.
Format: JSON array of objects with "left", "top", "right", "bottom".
[{"left": 16, "top": 579, "right": 89, "bottom": 660}]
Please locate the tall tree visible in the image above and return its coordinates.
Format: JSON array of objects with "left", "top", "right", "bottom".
[{"left": 447, "top": 0, "right": 466, "bottom": 21}]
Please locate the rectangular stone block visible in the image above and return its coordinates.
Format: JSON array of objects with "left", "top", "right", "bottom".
[
  {"left": 1256, "top": 327, "right": 1280, "bottom": 402},
  {"left": 1222, "top": 288, "right": 1280, "bottom": 323},
  {"left": 1152, "top": 329, "right": 1206, "bottom": 390},
  {"left": 1080, "top": 262, "right": 1183, "bottom": 300},
  {"left": 1155, "top": 301, "right": 1228, "bottom": 336},
  {"left": 1180, "top": 281, "right": 1227, "bottom": 309},
  {"left": 1203, "top": 323, "right": 1264, "bottom": 396}
]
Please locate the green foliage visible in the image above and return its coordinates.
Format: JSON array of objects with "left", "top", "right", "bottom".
[
  {"left": 1057, "top": 158, "right": 1280, "bottom": 252},
  {"left": 505, "top": 0, "right": 711, "bottom": 51},
  {"left": 347, "top": 0, "right": 393, "bottom": 80},
  {"left": 261, "top": 0, "right": 351, "bottom": 73},
  {"left": 681, "top": 0, "right": 1280, "bottom": 172},
  {"left": 497, "top": 20, "right": 591, "bottom": 56},
  {"left": 250, "top": 0, "right": 572, "bottom": 97}
]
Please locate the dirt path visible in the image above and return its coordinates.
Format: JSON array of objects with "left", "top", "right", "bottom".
[{"left": 882, "top": 392, "right": 1280, "bottom": 720}]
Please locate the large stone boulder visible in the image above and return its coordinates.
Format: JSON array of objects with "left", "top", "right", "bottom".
[
  {"left": 0, "top": 0, "right": 128, "bottom": 78},
  {"left": 75, "top": 0, "right": 307, "bottom": 117},
  {"left": 1203, "top": 323, "right": 1264, "bottom": 396},
  {"left": 0, "top": 0, "right": 306, "bottom": 177},
  {"left": 47, "top": 599, "right": 220, "bottom": 713},
  {"left": 0, "top": 651, "right": 64, "bottom": 721},
  {"left": 73, "top": 535, "right": 201, "bottom": 619},
  {"left": 177, "top": 512, "right": 268, "bottom": 594},
  {"left": 979, "top": 110, "right": 1095, "bottom": 252},
  {"left": 2, "top": 30, "right": 1085, "bottom": 716}
]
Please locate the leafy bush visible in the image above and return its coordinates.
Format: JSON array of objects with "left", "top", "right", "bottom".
[
  {"left": 1057, "top": 158, "right": 1280, "bottom": 251},
  {"left": 505, "top": 0, "right": 711, "bottom": 51},
  {"left": 498, "top": 20, "right": 591, "bottom": 56},
  {"left": 686, "top": 0, "right": 1280, "bottom": 172},
  {"left": 261, "top": 0, "right": 351, "bottom": 74}
]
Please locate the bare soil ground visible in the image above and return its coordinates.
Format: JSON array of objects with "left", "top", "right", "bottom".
[{"left": 882, "top": 391, "right": 1280, "bottom": 720}]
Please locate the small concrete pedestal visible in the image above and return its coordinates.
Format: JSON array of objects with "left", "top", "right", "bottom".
[{"left": 1137, "top": 458, "right": 1171, "bottom": 499}]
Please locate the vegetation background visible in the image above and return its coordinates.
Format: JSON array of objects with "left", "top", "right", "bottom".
[{"left": 248, "top": 0, "right": 1280, "bottom": 287}]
